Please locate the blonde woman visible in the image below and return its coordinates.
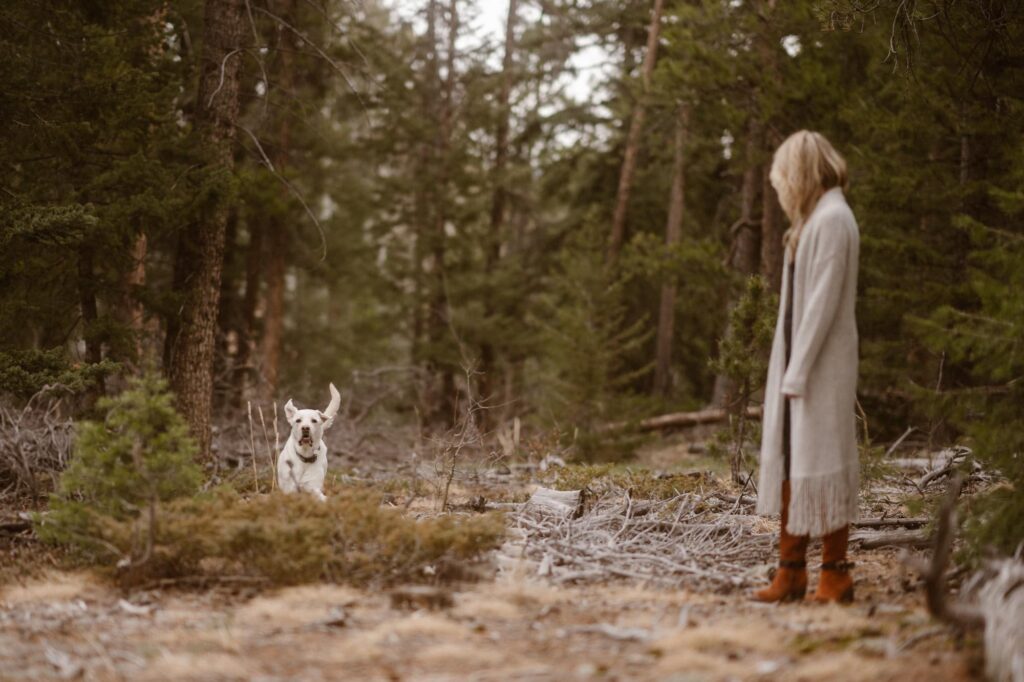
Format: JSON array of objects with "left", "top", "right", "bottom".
[{"left": 753, "top": 130, "right": 860, "bottom": 604}]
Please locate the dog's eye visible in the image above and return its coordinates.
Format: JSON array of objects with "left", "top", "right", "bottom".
[{"left": 312, "top": 418, "right": 319, "bottom": 423}]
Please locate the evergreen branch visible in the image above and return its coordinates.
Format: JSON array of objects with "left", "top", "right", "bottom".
[{"left": 252, "top": 5, "right": 369, "bottom": 126}]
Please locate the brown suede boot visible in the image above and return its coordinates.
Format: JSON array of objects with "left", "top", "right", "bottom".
[
  {"left": 752, "top": 481, "right": 808, "bottom": 603},
  {"left": 808, "top": 524, "right": 854, "bottom": 604}
]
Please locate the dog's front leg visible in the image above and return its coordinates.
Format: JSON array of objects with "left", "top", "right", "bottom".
[{"left": 278, "top": 458, "right": 300, "bottom": 494}]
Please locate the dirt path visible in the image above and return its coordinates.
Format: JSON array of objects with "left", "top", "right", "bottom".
[{"left": 0, "top": 546, "right": 974, "bottom": 682}]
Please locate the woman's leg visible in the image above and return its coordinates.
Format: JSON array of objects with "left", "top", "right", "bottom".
[
  {"left": 753, "top": 396, "right": 809, "bottom": 602},
  {"left": 809, "top": 524, "right": 854, "bottom": 603},
  {"left": 752, "top": 479, "right": 809, "bottom": 602}
]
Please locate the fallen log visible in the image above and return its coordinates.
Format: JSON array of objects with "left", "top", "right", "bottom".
[
  {"left": 599, "top": 406, "right": 762, "bottom": 434},
  {"left": 852, "top": 528, "right": 932, "bottom": 549}
]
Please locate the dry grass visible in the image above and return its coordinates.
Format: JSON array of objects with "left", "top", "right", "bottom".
[
  {"left": 0, "top": 571, "right": 99, "bottom": 604},
  {"left": 40, "top": 487, "right": 504, "bottom": 589}
]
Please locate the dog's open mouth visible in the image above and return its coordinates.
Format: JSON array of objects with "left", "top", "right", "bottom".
[{"left": 299, "top": 436, "right": 314, "bottom": 447}]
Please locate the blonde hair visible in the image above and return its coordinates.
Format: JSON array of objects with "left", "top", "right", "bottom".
[{"left": 769, "top": 130, "right": 848, "bottom": 254}]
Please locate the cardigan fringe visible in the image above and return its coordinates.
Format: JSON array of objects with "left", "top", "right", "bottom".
[{"left": 785, "top": 465, "right": 860, "bottom": 536}]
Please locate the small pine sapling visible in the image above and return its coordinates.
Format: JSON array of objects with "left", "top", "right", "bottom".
[
  {"left": 709, "top": 276, "right": 777, "bottom": 483},
  {"left": 38, "top": 375, "right": 202, "bottom": 565}
]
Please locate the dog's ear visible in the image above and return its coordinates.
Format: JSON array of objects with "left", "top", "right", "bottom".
[
  {"left": 318, "top": 410, "right": 335, "bottom": 430},
  {"left": 284, "top": 399, "right": 297, "bottom": 422}
]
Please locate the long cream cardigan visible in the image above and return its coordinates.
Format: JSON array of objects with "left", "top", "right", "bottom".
[{"left": 756, "top": 187, "right": 860, "bottom": 536}]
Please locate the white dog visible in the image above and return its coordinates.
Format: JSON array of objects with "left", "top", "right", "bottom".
[{"left": 276, "top": 383, "right": 341, "bottom": 501}]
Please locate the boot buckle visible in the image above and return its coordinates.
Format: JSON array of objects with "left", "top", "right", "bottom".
[{"left": 821, "top": 560, "right": 854, "bottom": 573}]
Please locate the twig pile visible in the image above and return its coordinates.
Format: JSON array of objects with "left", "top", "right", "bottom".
[
  {"left": 503, "top": 490, "right": 774, "bottom": 591},
  {"left": 0, "top": 395, "right": 75, "bottom": 501}
]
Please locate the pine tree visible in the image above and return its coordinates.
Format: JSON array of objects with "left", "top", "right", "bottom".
[
  {"left": 536, "top": 220, "right": 653, "bottom": 458},
  {"left": 0, "top": 1, "right": 193, "bottom": 395}
]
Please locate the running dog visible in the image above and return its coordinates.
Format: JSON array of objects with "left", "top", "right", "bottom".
[{"left": 277, "top": 383, "right": 341, "bottom": 501}]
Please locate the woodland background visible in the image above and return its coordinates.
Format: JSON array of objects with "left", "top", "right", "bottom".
[{"left": 1, "top": 0, "right": 1022, "bottom": 548}]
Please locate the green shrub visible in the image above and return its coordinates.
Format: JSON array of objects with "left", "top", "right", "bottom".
[
  {"left": 52, "top": 488, "right": 505, "bottom": 588},
  {"left": 131, "top": 489, "right": 503, "bottom": 585}
]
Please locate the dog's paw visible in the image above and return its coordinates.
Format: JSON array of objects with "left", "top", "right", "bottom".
[{"left": 314, "top": 490, "right": 327, "bottom": 502}]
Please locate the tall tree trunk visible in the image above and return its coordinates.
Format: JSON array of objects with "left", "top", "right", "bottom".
[
  {"left": 216, "top": 209, "right": 239, "bottom": 400},
  {"left": 711, "top": 121, "right": 762, "bottom": 408},
  {"left": 77, "top": 246, "right": 102, "bottom": 367},
  {"left": 760, "top": 146, "right": 785, "bottom": 292},
  {"left": 114, "top": 227, "right": 149, "bottom": 370},
  {"left": 606, "top": 0, "right": 664, "bottom": 267},
  {"left": 259, "top": 0, "right": 297, "bottom": 402},
  {"left": 76, "top": 244, "right": 106, "bottom": 399},
  {"left": 756, "top": 4, "right": 784, "bottom": 293},
  {"left": 411, "top": 149, "right": 427, "bottom": 378},
  {"left": 167, "top": 0, "right": 244, "bottom": 459},
  {"left": 652, "top": 103, "right": 689, "bottom": 397},
  {"left": 260, "top": 226, "right": 287, "bottom": 400},
  {"left": 235, "top": 218, "right": 263, "bottom": 404},
  {"left": 423, "top": 0, "right": 458, "bottom": 426},
  {"left": 479, "top": 0, "right": 518, "bottom": 418}
]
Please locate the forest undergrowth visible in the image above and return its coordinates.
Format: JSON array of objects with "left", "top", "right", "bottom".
[{"left": 0, "top": 394, "right": 998, "bottom": 681}]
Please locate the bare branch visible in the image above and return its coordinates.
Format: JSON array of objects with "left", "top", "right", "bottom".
[{"left": 237, "top": 124, "right": 329, "bottom": 261}]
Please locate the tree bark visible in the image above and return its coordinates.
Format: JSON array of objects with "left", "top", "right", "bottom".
[
  {"left": 652, "top": 103, "right": 689, "bottom": 396},
  {"left": 479, "top": 0, "right": 518, "bottom": 417},
  {"left": 167, "top": 0, "right": 244, "bottom": 459},
  {"left": 756, "top": 4, "right": 784, "bottom": 293},
  {"left": 121, "top": 229, "right": 149, "bottom": 366},
  {"left": 606, "top": 0, "right": 665, "bottom": 267},
  {"left": 760, "top": 154, "right": 784, "bottom": 292}
]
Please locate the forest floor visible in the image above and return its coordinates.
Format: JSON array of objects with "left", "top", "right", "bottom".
[{"left": 0, "top": 428, "right": 981, "bottom": 681}]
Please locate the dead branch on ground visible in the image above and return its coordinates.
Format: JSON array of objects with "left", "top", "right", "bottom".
[
  {"left": 598, "top": 406, "right": 762, "bottom": 434},
  {"left": 0, "top": 388, "right": 75, "bottom": 502}
]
